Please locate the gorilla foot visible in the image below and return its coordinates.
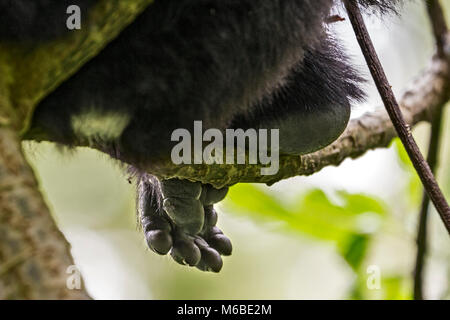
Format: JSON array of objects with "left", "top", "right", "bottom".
[{"left": 136, "top": 172, "right": 231, "bottom": 272}]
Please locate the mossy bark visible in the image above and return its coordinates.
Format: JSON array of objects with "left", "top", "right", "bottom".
[{"left": 0, "top": 0, "right": 153, "bottom": 300}]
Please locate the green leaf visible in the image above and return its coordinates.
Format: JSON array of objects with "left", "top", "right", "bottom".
[
  {"left": 393, "top": 138, "right": 413, "bottom": 170},
  {"left": 338, "top": 234, "right": 370, "bottom": 271},
  {"left": 225, "top": 183, "right": 291, "bottom": 221},
  {"left": 337, "top": 191, "right": 386, "bottom": 216}
]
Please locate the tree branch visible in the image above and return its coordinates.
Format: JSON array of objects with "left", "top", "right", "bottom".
[
  {"left": 425, "top": 0, "right": 449, "bottom": 58},
  {"left": 140, "top": 52, "right": 450, "bottom": 189},
  {"left": 0, "top": 0, "right": 154, "bottom": 134},
  {"left": 343, "top": 0, "right": 450, "bottom": 234},
  {"left": 413, "top": 0, "right": 449, "bottom": 300},
  {"left": 0, "top": 0, "right": 154, "bottom": 299},
  {"left": 0, "top": 127, "right": 91, "bottom": 299},
  {"left": 413, "top": 105, "right": 444, "bottom": 300}
]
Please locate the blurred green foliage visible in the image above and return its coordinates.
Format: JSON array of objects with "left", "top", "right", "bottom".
[
  {"left": 226, "top": 184, "right": 413, "bottom": 299},
  {"left": 227, "top": 185, "right": 386, "bottom": 243}
]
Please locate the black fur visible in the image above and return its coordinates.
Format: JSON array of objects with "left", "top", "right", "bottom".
[
  {"left": 230, "top": 35, "right": 364, "bottom": 155},
  {"left": 28, "top": 0, "right": 335, "bottom": 166},
  {"left": 1, "top": 0, "right": 402, "bottom": 271}
]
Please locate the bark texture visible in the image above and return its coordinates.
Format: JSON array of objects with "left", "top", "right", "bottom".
[{"left": 0, "top": 127, "right": 90, "bottom": 299}]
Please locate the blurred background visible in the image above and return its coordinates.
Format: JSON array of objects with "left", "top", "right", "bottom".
[{"left": 23, "top": 1, "right": 449, "bottom": 299}]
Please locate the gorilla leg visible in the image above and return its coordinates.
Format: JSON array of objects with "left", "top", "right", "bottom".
[
  {"left": 135, "top": 36, "right": 364, "bottom": 272},
  {"left": 230, "top": 36, "right": 364, "bottom": 155}
]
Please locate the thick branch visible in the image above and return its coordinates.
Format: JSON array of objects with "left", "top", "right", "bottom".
[
  {"left": 0, "top": 127, "right": 91, "bottom": 299},
  {"left": 343, "top": 0, "right": 450, "bottom": 234},
  {"left": 142, "top": 52, "right": 450, "bottom": 189}
]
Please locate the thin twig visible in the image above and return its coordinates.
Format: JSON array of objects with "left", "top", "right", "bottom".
[
  {"left": 413, "top": 106, "right": 444, "bottom": 300},
  {"left": 425, "top": 0, "right": 449, "bottom": 58},
  {"left": 413, "top": 0, "right": 449, "bottom": 300},
  {"left": 343, "top": 0, "right": 450, "bottom": 234}
]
